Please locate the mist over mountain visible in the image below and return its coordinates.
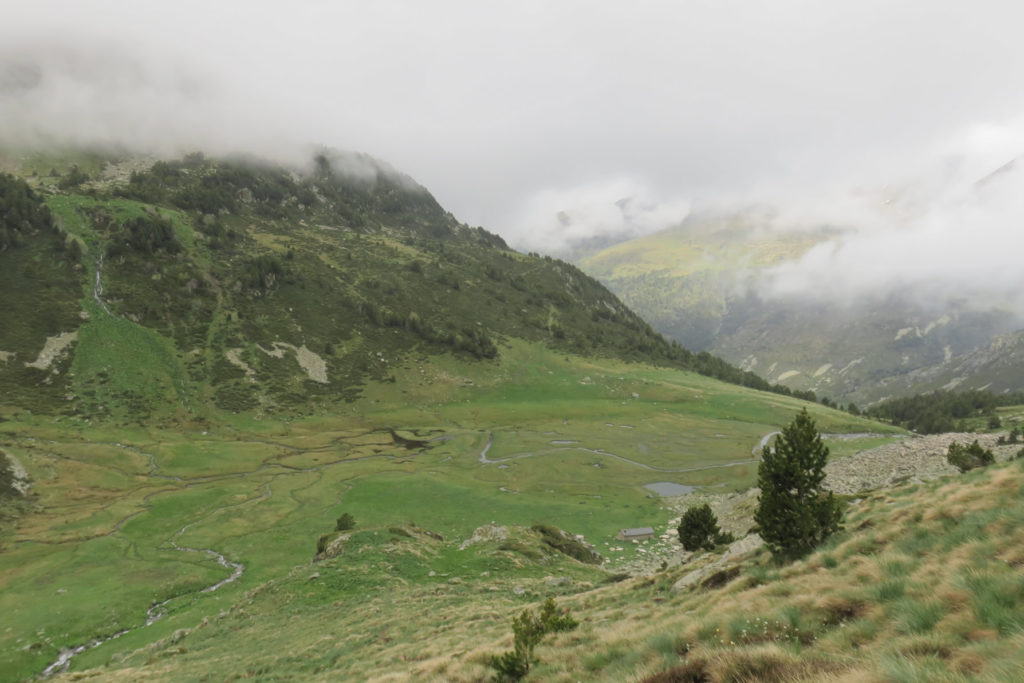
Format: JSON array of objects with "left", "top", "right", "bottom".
[
  {"left": 6, "top": 1, "right": 1024, "bottom": 267},
  {"left": 579, "top": 156, "right": 1024, "bottom": 404}
]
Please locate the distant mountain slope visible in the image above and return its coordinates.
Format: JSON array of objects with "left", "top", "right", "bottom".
[
  {"left": 579, "top": 210, "right": 1023, "bottom": 404},
  {"left": 579, "top": 210, "right": 824, "bottom": 351},
  {"left": 0, "top": 149, "right": 796, "bottom": 422},
  {"left": 876, "top": 329, "right": 1024, "bottom": 398}
]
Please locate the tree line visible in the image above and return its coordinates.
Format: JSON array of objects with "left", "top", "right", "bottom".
[{"left": 866, "top": 389, "right": 1024, "bottom": 433}]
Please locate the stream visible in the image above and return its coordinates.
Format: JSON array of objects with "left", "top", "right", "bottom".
[
  {"left": 41, "top": 525, "right": 244, "bottom": 677},
  {"left": 91, "top": 254, "right": 113, "bottom": 316}
]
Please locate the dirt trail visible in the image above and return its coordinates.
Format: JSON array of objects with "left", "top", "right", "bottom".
[{"left": 478, "top": 432, "right": 757, "bottom": 473}]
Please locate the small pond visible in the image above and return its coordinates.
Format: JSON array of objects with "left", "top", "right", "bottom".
[{"left": 644, "top": 482, "right": 695, "bottom": 497}]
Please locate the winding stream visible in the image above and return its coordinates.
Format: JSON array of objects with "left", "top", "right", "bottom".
[{"left": 41, "top": 520, "right": 245, "bottom": 677}]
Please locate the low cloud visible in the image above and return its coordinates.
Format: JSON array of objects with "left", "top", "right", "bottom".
[
  {"left": 512, "top": 179, "right": 691, "bottom": 254},
  {"left": 3, "top": 0, "right": 1024, "bottom": 309},
  {"left": 759, "top": 123, "right": 1024, "bottom": 312}
]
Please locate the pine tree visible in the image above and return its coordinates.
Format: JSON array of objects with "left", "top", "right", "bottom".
[
  {"left": 755, "top": 409, "right": 842, "bottom": 559},
  {"left": 677, "top": 503, "right": 726, "bottom": 551}
]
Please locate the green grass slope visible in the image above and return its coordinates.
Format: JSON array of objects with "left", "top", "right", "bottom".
[{"left": 579, "top": 211, "right": 822, "bottom": 352}]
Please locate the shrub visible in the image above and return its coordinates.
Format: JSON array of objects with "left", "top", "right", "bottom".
[
  {"left": 111, "top": 215, "right": 182, "bottom": 256},
  {"left": 58, "top": 165, "right": 89, "bottom": 189},
  {"left": 946, "top": 440, "right": 994, "bottom": 473},
  {"left": 335, "top": 512, "right": 355, "bottom": 531},
  {"left": 242, "top": 255, "right": 285, "bottom": 292},
  {"left": 490, "top": 598, "right": 577, "bottom": 681}
]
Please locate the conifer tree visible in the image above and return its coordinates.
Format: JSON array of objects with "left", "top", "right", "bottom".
[{"left": 755, "top": 408, "right": 842, "bottom": 558}]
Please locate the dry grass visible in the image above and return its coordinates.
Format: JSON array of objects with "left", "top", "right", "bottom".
[{"left": 500, "top": 460, "right": 1024, "bottom": 682}]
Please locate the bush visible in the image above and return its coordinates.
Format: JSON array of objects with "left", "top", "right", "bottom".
[
  {"left": 677, "top": 504, "right": 724, "bottom": 551},
  {"left": 490, "top": 598, "right": 577, "bottom": 681},
  {"left": 335, "top": 512, "right": 355, "bottom": 531},
  {"left": 57, "top": 165, "right": 89, "bottom": 189},
  {"left": 109, "top": 215, "right": 182, "bottom": 256},
  {"left": 754, "top": 409, "right": 843, "bottom": 559},
  {"left": 242, "top": 255, "right": 285, "bottom": 292},
  {"left": 946, "top": 440, "right": 994, "bottom": 473}
]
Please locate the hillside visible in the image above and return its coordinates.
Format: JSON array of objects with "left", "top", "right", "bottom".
[
  {"left": 0, "top": 149, "right": 818, "bottom": 426},
  {"left": 579, "top": 211, "right": 1023, "bottom": 404},
  {"left": 0, "top": 149, "right": 682, "bottom": 422},
  {"left": 870, "top": 329, "right": 1024, "bottom": 399}
]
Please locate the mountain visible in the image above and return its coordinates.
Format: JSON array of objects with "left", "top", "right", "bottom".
[
  {"left": 0, "top": 148, "right": 733, "bottom": 423},
  {"left": 579, "top": 209, "right": 1024, "bottom": 405},
  {"left": 878, "top": 328, "right": 1024, "bottom": 397}
]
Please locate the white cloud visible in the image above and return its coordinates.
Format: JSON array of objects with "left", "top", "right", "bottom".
[
  {"left": 513, "top": 178, "right": 691, "bottom": 253},
  {"left": 761, "top": 130, "right": 1024, "bottom": 309},
  {"left": 2, "top": 0, "right": 1024, "bottom": 291}
]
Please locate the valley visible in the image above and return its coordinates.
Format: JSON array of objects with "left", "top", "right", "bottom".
[
  {"left": 1, "top": 337, "right": 895, "bottom": 680},
  {"left": 1, "top": 150, "right": 1020, "bottom": 682}
]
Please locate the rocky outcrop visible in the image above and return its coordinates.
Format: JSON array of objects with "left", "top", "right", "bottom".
[
  {"left": 628, "top": 431, "right": 1018, "bottom": 576},
  {"left": 823, "top": 432, "right": 1017, "bottom": 494},
  {"left": 459, "top": 524, "right": 509, "bottom": 550}
]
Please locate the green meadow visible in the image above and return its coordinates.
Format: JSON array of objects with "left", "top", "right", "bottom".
[{"left": 0, "top": 340, "right": 899, "bottom": 680}]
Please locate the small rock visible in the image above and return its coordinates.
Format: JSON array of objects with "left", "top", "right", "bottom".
[
  {"left": 513, "top": 586, "right": 526, "bottom": 595},
  {"left": 723, "top": 534, "right": 764, "bottom": 560}
]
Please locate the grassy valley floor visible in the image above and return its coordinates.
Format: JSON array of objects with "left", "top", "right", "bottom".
[{"left": 0, "top": 342, "right": 897, "bottom": 680}]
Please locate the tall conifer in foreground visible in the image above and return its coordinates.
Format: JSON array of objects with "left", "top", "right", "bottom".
[{"left": 755, "top": 408, "right": 842, "bottom": 559}]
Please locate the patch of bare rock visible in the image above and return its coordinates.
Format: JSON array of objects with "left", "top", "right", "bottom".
[{"left": 824, "top": 432, "right": 1018, "bottom": 494}]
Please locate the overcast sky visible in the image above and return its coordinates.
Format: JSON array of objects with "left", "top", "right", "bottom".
[{"left": 4, "top": 1, "right": 1024, "bottom": 294}]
